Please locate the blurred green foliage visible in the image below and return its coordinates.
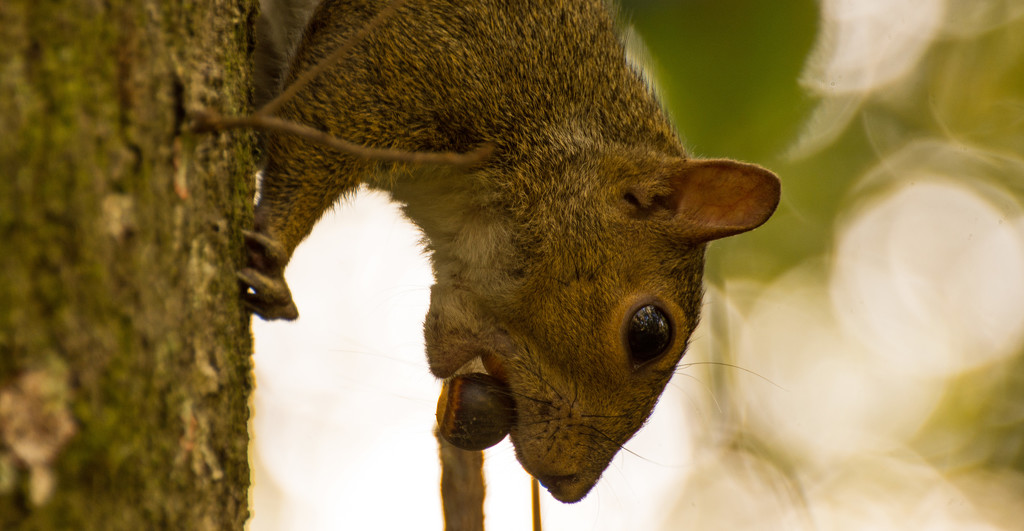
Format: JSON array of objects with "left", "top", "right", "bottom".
[
  {"left": 623, "top": 0, "right": 818, "bottom": 161},
  {"left": 621, "top": 0, "right": 839, "bottom": 282},
  {"left": 622, "top": 0, "right": 1024, "bottom": 518}
]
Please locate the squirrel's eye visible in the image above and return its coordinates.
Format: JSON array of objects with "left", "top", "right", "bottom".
[{"left": 627, "top": 304, "right": 672, "bottom": 364}]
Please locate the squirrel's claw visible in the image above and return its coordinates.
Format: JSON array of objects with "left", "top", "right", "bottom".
[
  {"left": 239, "top": 230, "right": 299, "bottom": 321},
  {"left": 238, "top": 269, "right": 299, "bottom": 320}
]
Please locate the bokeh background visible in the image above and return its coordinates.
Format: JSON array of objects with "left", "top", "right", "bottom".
[{"left": 249, "top": 0, "right": 1024, "bottom": 529}]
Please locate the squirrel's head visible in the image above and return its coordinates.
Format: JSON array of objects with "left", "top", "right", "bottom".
[{"left": 422, "top": 152, "right": 780, "bottom": 503}]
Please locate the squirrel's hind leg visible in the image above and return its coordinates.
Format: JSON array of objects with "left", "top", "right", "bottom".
[
  {"left": 238, "top": 229, "right": 297, "bottom": 320},
  {"left": 242, "top": 145, "right": 364, "bottom": 321}
]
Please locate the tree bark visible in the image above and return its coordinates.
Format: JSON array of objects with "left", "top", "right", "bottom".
[{"left": 0, "top": 0, "right": 257, "bottom": 528}]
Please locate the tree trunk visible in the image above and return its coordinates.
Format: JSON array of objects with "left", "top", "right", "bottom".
[{"left": 0, "top": 0, "right": 257, "bottom": 528}]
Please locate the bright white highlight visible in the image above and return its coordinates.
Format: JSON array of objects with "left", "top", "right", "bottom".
[{"left": 790, "top": 0, "right": 945, "bottom": 157}]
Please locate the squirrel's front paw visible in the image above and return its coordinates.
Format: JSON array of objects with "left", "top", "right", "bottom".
[{"left": 238, "top": 230, "right": 299, "bottom": 320}]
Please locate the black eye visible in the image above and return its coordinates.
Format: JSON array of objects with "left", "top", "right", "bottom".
[{"left": 627, "top": 304, "right": 672, "bottom": 364}]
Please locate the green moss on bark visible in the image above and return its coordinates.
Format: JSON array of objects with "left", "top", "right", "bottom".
[{"left": 0, "top": 0, "right": 258, "bottom": 528}]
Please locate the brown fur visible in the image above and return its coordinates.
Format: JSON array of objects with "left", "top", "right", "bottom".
[{"left": 247, "top": 0, "right": 780, "bottom": 502}]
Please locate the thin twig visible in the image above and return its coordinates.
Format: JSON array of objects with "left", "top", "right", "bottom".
[
  {"left": 192, "top": 0, "right": 492, "bottom": 168},
  {"left": 532, "top": 477, "right": 543, "bottom": 531},
  {"left": 193, "top": 112, "right": 493, "bottom": 167},
  {"left": 256, "top": 0, "right": 409, "bottom": 118}
]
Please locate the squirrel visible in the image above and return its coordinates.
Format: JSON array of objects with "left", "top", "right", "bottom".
[{"left": 245, "top": 0, "right": 780, "bottom": 504}]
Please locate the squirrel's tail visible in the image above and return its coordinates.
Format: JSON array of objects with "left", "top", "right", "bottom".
[{"left": 254, "top": 0, "right": 322, "bottom": 107}]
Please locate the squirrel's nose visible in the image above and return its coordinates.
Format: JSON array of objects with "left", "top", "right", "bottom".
[{"left": 536, "top": 473, "right": 592, "bottom": 503}]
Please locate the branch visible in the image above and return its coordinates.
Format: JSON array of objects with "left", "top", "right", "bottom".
[{"left": 437, "top": 428, "right": 485, "bottom": 531}]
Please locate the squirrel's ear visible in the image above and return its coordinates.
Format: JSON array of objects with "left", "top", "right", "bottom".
[{"left": 638, "top": 159, "right": 780, "bottom": 243}]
